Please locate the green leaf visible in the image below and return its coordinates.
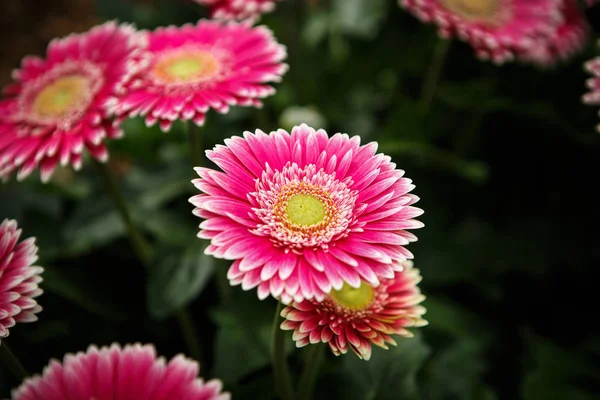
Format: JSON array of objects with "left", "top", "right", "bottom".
[
  {"left": 211, "top": 291, "right": 282, "bottom": 384},
  {"left": 332, "top": 0, "right": 387, "bottom": 39},
  {"left": 42, "top": 265, "right": 126, "bottom": 320},
  {"left": 337, "top": 333, "right": 431, "bottom": 400},
  {"left": 146, "top": 243, "right": 215, "bottom": 320},
  {"left": 522, "top": 333, "right": 600, "bottom": 400}
]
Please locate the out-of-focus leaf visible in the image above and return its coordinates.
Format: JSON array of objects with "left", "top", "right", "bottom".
[
  {"left": 437, "top": 78, "right": 512, "bottom": 112},
  {"left": 279, "top": 105, "right": 327, "bottom": 131},
  {"left": 62, "top": 199, "right": 125, "bottom": 256},
  {"left": 423, "top": 339, "right": 497, "bottom": 400},
  {"left": 42, "top": 265, "right": 126, "bottom": 320},
  {"left": 147, "top": 243, "right": 215, "bottom": 320},
  {"left": 332, "top": 0, "right": 387, "bottom": 39},
  {"left": 522, "top": 333, "right": 600, "bottom": 400},
  {"left": 302, "top": 12, "right": 330, "bottom": 47},
  {"left": 379, "top": 141, "right": 489, "bottom": 185},
  {"left": 211, "top": 291, "right": 284, "bottom": 384},
  {"left": 335, "top": 333, "right": 430, "bottom": 400}
]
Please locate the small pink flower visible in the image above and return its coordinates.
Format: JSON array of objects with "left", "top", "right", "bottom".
[
  {"left": 583, "top": 49, "right": 600, "bottom": 130},
  {"left": 189, "top": 124, "right": 424, "bottom": 303},
  {"left": 12, "top": 343, "right": 230, "bottom": 400},
  {"left": 194, "top": 0, "right": 279, "bottom": 21},
  {"left": 399, "top": 0, "right": 562, "bottom": 64},
  {"left": 280, "top": 261, "right": 427, "bottom": 360},
  {"left": 0, "top": 219, "right": 43, "bottom": 342},
  {"left": 517, "top": 0, "right": 589, "bottom": 66},
  {"left": 0, "top": 22, "right": 147, "bottom": 182},
  {"left": 112, "top": 20, "right": 288, "bottom": 132}
]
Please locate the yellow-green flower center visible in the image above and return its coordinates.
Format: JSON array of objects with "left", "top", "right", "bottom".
[
  {"left": 31, "top": 75, "right": 90, "bottom": 119},
  {"left": 330, "top": 282, "right": 374, "bottom": 311},
  {"left": 153, "top": 50, "right": 220, "bottom": 84},
  {"left": 285, "top": 194, "right": 327, "bottom": 226},
  {"left": 441, "top": 0, "right": 501, "bottom": 23}
]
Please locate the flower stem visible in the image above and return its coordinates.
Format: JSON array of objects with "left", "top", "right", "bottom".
[
  {"left": 176, "top": 308, "right": 203, "bottom": 363},
  {"left": 186, "top": 121, "right": 205, "bottom": 169},
  {"left": 297, "top": 343, "right": 324, "bottom": 400},
  {"left": 95, "top": 161, "right": 153, "bottom": 264},
  {"left": 0, "top": 342, "right": 28, "bottom": 382},
  {"left": 271, "top": 301, "right": 295, "bottom": 400},
  {"left": 419, "top": 38, "right": 451, "bottom": 115},
  {"left": 96, "top": 161, "right": 202, "bottom": 364}
]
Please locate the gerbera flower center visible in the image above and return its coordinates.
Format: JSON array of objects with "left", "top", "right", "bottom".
[
  {"left": 252, "top": 163, "right": 358, "bottom": 251},
  {"left": 441, "top": 0, "right": 501, "bottom": 22},
  {"left": 330, "top": 282, "right": 374, "bottom": 311},
  {"left": 31, "top": 75, "right": 90, "bottom": 120},
  {"left": 285, "top": 193, "right": 327, "bottom": 226},
  {"left": 153, "top": 50, "right": 221, "bottom": 85}
]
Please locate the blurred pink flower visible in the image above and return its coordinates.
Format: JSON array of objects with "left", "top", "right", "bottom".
[
  {"left": 0, "top": 219, "right": 43, "bottom": 342},
  {"left": 582, "top": 49, "right": 600, "bottom": 130},
  {"left": 12, "top": 343, "right": 230, "bottom": 400},
  {"left": 112, "top": 20, "right": 288, "bottom": 132},
  {"left": 194, "top": 0, "right": 279, "bottom": 21},
  {"left": 280, "top": 261, "right": 427, "bottom": 360},
  {"left": 517, "top": 0, "right": 589, "bottom": 66},
  {"left": 190, "top": 124, "right": 424, "bottom": 303},
  {"left": 0, "top": 22, "right": 146, "bottom": 182},
  {"left": 399, "top": 0, "right": 562, "bottom": 64}
]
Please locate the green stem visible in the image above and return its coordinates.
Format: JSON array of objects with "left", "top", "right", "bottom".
[
  {"left": 419, "top": 39, "right": 451, "bottom": 115},
  {"left": 0, "top": 342, "right": 28, "bottom": 381},
  {"left": 297, "top": 344, "right": 324, "bottom": 400},
  {"left": 176, "top": 308, "right": 203, "bottom": 363},
  {"left": 271, "top": 302, "right": 295, "bottom": 400},
  {"left": 186, "top": 121, "right": 205, "bottom": 169},
  {"left": 96, "top": 161, "right": 202, "bottom": 364},
  {"left": 95, "top": 161, "right": 153, "bottom": 264}
]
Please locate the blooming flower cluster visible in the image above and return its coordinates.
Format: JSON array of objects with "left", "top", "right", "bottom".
[
  {"left": 190, "top": 124, "right": 428, "bottom": 357},
  {"left": 193, "top": 0, "right": 279, "bottom": 21},
  {"left": 0, "top": 219, "right": 43, "bottom": 343},
  {"left": 12, "top": 343, "right": 229, "bottom": 400},
  {"left": 399, "top": 0, "right": 590, "bottom": 65},
  {"left": 0, "top": 19, "right": 287, "bottom": 182}
]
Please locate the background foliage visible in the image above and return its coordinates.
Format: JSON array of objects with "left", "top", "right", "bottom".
[{"left": 1, "top": 0, "right": 600, "bottom": 399}]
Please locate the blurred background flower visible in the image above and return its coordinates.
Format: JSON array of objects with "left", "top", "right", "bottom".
[{"left": 11, "top": 343, "right": 230, "bottom": 400}]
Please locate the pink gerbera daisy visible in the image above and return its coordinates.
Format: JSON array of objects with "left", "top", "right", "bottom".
[
  {"left": 0, "top": 219, "right": 43, "bottom": 342},
  {"left": 280, "top": 261, "right": 427, "bottom": 360},
  {"left": 112, "top": 20, "right": 288, "bottom": 132},
  {"left": 193, "top": 0, "right": 279, "bottom": 21},
  {"left": 189, "top": 124, "right": 424, "bottom": 303},
  {"left": 399, "top": 0, "right": 562, "bottom": 64},
  {"left": 12, "top": 343, "right": 230, "bottom": 400},
  {"left": 517, "top": 0, "right": 589, "bottom": 66},
  {"left": 582, "top": 50, "right": 600, "bottom": 130},
  {"left": 0, "top": 22, "right": 147, "bottom": 182}
]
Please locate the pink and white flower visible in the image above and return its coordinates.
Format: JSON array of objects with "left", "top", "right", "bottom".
[
  {"left": 112, "top": 20, "right": 288, "bottom": 132},
  {"left": 0, "top": 219, "right": 43, "bottom": 342},
  {"left": 280, "top": 261, "right": 427, "bottom": 360},
  {"left": 12, "top": 343, "right": 230, "bottom": 400},
  {"left": 193, "top": 0, "right": 279, "bottom": 21},
  {"left": 0, "top": 22, "right": 147, "bottom": 182},
  {"left": 189, "top": 124, "right": 424, "bottom": 303},
  {"left": 517, "top": 0, "right": 589, "bottom": 66},
  {"left": 399, "top": 0, "right": 562, "bottom": 64},
  {"left": 582, "top": 48, "right": 600, "bottom": 130}
]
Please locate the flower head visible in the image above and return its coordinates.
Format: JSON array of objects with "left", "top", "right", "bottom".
[
  {"left": 194, "top": 0, "right": 279, "bottom": 21},
  {"left": 280, "top": 261, "right": 427, "bottom": 360},
  {"left": 12, "top": 343, "right": 230, "bottom": 400},
  {"left": 582, "top": 48, "right": 600, "bottom": 130},
  {"left": 112, "top": 20, "right": 288, "bottom": 132},
  {"left": 190, "top": 124, "right": 424, "bottom": 303},
  {"left": 0, "top": 219, "right": 43, "bottom": 342},
  {"left": 517, "top": 0, "right": 589, "bottom": 66},
  {"left": 399, "top": 0, "right": 562, "bottom": 64},
  {"left": 0, "top": 22, "right": 147, "bottom": 182}
]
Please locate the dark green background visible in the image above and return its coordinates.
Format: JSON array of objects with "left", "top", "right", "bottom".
[{"left": 1, "top": 0, "right": 599, "bottom": 399}]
